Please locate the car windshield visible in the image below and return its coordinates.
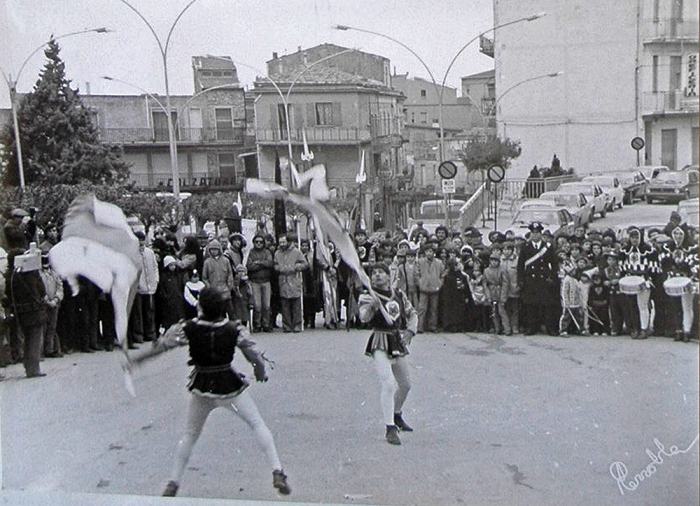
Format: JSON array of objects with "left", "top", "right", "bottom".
[
  {"left": 653, "top": 172, "right": 685, "bottom": 184},
  {"left": 585, "top": 177, "right": 614, "bottom": 187},
  {"left": 541, "top": 194, "right": 578, "bottom": 207},
  {"left": 558, "top": 183, "right": 593, "bottom": 195},
  {"left": 513, "top": 209, "right": 561, "bottom": 226}
]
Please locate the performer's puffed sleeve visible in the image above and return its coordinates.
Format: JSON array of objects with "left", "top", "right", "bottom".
[
  {"left": 357, "top": 292, "right": 377, "bottom": 322},
  {"left": 237, "top": 326, "right": 268, "bottom": 382}
]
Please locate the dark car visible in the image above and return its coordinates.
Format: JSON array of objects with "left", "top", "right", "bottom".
[
  {"left": 618, "top": 170, "right": 648, "bottom": 204},
  {"left": 645, "top": 169, "right": 699, "bottom": 204}
]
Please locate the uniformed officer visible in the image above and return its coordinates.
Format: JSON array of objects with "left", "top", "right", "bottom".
[{"left": 517, "top": 222, "right": 559, "bottom": 335}]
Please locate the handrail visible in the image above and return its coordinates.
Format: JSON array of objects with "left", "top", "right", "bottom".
[{"left": 459, "top": 182, "right": 487, "bottom": 230}]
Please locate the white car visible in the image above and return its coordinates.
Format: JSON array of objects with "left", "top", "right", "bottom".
[
  {"left": 582, "top": 175, "right": 625, "bottom": 210},
  {"left": 510, "top": 205, "right": 576, "bottom": 237},
  {"left": 536, "top": 191, "right": 595, "bottom": 227},
  {"left": 555, "top": 182, "right": 609, "bottom": 219},
  {"left": 677, "top": 198, "right": 699, "bottom": 228}
]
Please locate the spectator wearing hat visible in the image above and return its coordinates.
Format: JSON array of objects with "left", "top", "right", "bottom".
[
  {"left": 483, "top": 253, "right": 511, "bottom": 335},
  {"left": 662, "top": 211, "right": 683, "bottom": 237},
  {"left": 157, "top": 255, "right": 186, "bottom": 329},
  {"left": 558, "top": 262, "right": 584, "bottom": 336},
  {"left": 128, "top": 231, "right": 160, "bottom": 348},
  {"left": 201, "top": 239, "right": 235, "bottom": 320},
  {"left": 39, "top": 252, "right": 64, "bottom": 357},
  {"left": 414, "top": 244, "right": 445, "bottom": 333},
  {"left": 4, "top": 208, "right": 36, "bottom": 251},
  {"left": 183, "top": 269, "right": 205, "bottom": 319},
  {"left": 274, "top": 234, "right": 308, "bottom": 333},
  {"left": 438, "top": 252, "right": 474, "bottom": 332},
  {"left": 517, "top": 222, "right": 559, "bottom": 335},
  {"left": 246, "top": 234, "right": 275, "bottom": 332},
  {"left": 618, "top": 226, "right": 659, "bottom": 339},
  {"left": 588, "top": 273, "right": 610, "bottom": 335}
]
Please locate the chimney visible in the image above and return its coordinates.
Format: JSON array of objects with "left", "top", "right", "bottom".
[
  {"left": 85, "top": 81, "right": 91, "bottom": 95},
  {"left": 297, "top": 46, "right": 301, "bottom": 53},
  {"left": 272, "top": 52, "right": 278, "bottom": 59},
  {"left": 303, "top": 52, "right": 308, "bottom": 65}
]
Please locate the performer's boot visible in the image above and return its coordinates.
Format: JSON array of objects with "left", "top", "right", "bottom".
[
  {"left": 683, "top": 332, "right": 692, "bottom": 343},
  {"left": 394, "top": 412, "right": 413, "bottom": 432},
  {"left": 385, "top": 425, "right": 401, "bottom": 445},
  {"left": 273, "top": 469, "right": 291, "bottom": 495},
  {"left": 162, "top": 480, "right": 179, "bottom": 497},
  {"left": 674, "top": 330, "right": 684, "bottom": 342}
]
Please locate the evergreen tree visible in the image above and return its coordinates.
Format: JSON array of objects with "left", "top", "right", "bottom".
[{"left": 0, "top": 38, "right": 130, "bottom": 186}]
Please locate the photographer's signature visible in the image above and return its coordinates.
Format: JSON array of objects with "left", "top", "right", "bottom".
[{"left": 609, "top": 435, "right": 699, "bottom": 495}]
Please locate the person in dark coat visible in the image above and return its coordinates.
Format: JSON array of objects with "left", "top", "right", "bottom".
[
  {"left": 157, "top": 255, "right": 186, "bottom": 329},
  {"left": 517, "top": 222, "right": 559, "bottom": 335},
  {"left": 439, "top": 256, "right": 475, "bottom": 332}
]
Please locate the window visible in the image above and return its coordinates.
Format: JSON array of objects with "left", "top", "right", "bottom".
[
  {"left": 315, "top": 102, "right": 334, "bottom": 125},
  {"left": 215, "top": 108, "right": 234, "bottom": 140},
  {"left": 420, "top": 89, "right": 427, "bottom": 98},
  {"left": 277, "top": 104, "right": 288, "bottom": 139},
  {"left": 652, "top": 55, "right": 659, "bottom": 93},
  {"left": 152, "top": 110, "right": 179, "bottom": 142},
  {"left": 670, "top": 56, "right": 682, "bottom": 90},
  {"left": 218, "top": 153, "right": 236, "bottom": 180},
  {"left": 420, "top": 112, "right": 427, "bottom": 124}
]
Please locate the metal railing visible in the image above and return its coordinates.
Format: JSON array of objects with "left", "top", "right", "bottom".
[
  {"left": 255, "top": 127, "right": 371, "bottom": 143},
  {"left": 459, "top": 182, "right": 487, "bottom": 231},
  {"left": 100, "top": 127, "right": 246, "bottom": 144},
  {"left": 497, "top": 175, "right": 578, "bottom": 200},
  {"left": 643, "top": 91, "right": 699, "bottom": 114}
]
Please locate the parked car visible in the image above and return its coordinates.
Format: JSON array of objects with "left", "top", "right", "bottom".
[
  {"left": 510, "top": 205, "right": 576, "bottom": 237},
  {"left": 556, "top": 182, "right": 609, "bottom": 218},
  {"left": 637, "top": 165, "right": 669, "bottom": 182},
  {"left": 535, "top": 191, "right": 595, "bottom": 227},
  {"left": 645, "top": 169, "right": 699, "bottom": 204},
  {"left": 581, "top": 175, "right": 625, "bottom": 210},
  {"left": 617, "top": 170, "right": 648, "bottom": 204},
  {"left": 677, "top": 198, "right": 699, "bottom": 228}
]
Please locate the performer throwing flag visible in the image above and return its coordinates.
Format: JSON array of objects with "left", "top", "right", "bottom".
[
  {"left": 357, "top": 263, "right": 418, "bottom": 445},
  {"left": 126, "top": 287, "right": 291, "bottom": 497}
]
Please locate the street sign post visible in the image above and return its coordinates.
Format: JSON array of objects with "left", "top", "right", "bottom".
[
  {"left": 631, "top": 137, "right": 645, "bottom": 166},
  {"left": 441, "top": 178, "right": 456, "bottom": 194},
  {"left": 438, "top": 160, "right": 458, "bottom": 179},
  {"left": 487, "top": 165, "right": 505, "bottom": 231}
]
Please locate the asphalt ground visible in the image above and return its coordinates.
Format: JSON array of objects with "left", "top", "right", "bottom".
[{"left": 1, "top": 328, "right": 698, "bottom": 506}]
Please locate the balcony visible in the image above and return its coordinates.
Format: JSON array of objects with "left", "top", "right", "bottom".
[
  {"left": 643, "top": 90, "right": 699, "bottom": 115},
  {"left": 644, "top": 18, "right": 699, "bottom": 43},
  {"left": 99, "top": 127, "right": 245, "bottom": 145},
  {"left": 479, "top": 35, "right": 494, "bottom": 57},
  {"left": 255, "top": 127, "right": 371, "bottom": 145}
]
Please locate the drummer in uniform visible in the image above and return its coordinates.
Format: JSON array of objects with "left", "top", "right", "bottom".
[
  {"left": 659, "top": 225, "right": 698, "bottom": 342},
  {"left": 618, "top": 226, "right": 660, "bottom": 339},
  {"left": 517, "top": 222, "right": 559, "bottom": 335}
]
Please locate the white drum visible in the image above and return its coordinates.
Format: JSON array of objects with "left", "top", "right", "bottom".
[
  {"left": 663, "top": 277, "right": 692, "bottom": 297},
  {"left": 619, "top": 275, "right": 646, "bottom": 295}
]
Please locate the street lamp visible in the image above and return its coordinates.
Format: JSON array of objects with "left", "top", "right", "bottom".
[
  {"left": 117, "top": 0, "right": 201, "bottom": 200},
  {"left": 488, "top": 71, "right": 563, "bottom": 137},
  {"left": 333, "top": 13, "right": 545, "bottom": 164},
  {"left": 208, "top": 49, "right": 357, "bottom": 187},
  {"left": 0, "top": 27, "right": 109, "bottom": 189}
]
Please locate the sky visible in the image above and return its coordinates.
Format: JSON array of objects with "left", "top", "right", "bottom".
[{"left": 0, "top": 0, "right": 496, "bottom": 109}]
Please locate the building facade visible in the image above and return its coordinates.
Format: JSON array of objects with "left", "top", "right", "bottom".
[
  {"left": 493, "top": 0, "right": 698, "bottom": 178},
  {"left": 82, "top": 56, "right": 251, "bottom": 191},
  {"left": 254, "top": 44, "right": 408, "bottom": 230}
]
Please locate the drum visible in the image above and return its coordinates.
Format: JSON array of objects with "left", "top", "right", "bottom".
[
  {"left": 663, "top": 277, "right": 691, "bottom": 297},
  {"left": 619, "top": 275, "right": 645, "bottom": 295}
]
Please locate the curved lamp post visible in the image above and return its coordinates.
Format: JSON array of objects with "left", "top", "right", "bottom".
[
  {"left": 0, "top": 27, "right": 109, "bottom": 189},
  {"left": 333, "top": 13, "right": 545, "bottom": 164},
  {"left": 117, "top": 0, "right": 201, "bottom": 200}
]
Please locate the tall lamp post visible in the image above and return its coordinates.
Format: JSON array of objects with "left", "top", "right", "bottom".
[
  {"left": 0, "top": 27, "right": 109, "bottom": 189},
  {"left": 117, "top": 0, "right": 201, "bottom": 200},
  {"left": 487, "top": 71, "right": 563, "bottom": 138},
  {"left": 334, "top": 13, "right": 545, "bottom": 226}
]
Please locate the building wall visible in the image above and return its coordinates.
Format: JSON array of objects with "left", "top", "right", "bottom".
[{"left": 494, "top": 0, "right": 640, "bottom": 178}]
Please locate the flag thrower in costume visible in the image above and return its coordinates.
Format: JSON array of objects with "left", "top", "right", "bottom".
[
  {"left": 245, "top": 172, "right": 394, "bottom": 325},
  {"left": 49, "top": 194, "right": 141, "bottom": 395}
]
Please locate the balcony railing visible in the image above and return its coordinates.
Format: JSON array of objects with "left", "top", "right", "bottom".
[
  {"left": 255, "top": 127, "right": 371, "bottom": 144},
  {"left": 644, "top": 18, "right": 699, "bottom": 42},
  {"left": 643, "top": 91, "right": 699, "bottom": 114},
  {"left": 100, "top": 127, "right": 245, "bottom": 144}
]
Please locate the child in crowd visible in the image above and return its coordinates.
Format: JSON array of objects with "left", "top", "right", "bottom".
[
  {"left": 578, "top": 271, "right": 592, "bottom": 336},
  {"left": 483, "top": 253, "right": 511, "bottom": 335},
  {"left": 588, "top": 273, "right": 610, "bottom": 335},
  {"left": 500, "top": 241, "right": 521, "bottom": 334},
  {"left": 559, "top": 263, "right": 583, "bottom": 336},
  {"left": 183, "top": 269, "right": 205, "bottom": 320},
  {"left": 469, "top": 263, "right": 491, "bottom": 332}
]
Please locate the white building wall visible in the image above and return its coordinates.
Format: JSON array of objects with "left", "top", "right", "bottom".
[{"left": 494, "top": 0, "right": 641, "bottom": 178}]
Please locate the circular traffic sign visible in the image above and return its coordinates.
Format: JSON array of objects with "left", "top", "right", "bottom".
[
  {"left": 631, "top": 137, "right": 645, "bottom": 151},
  {"left": 487, "top": 164, "right": 505, "bottom": 183},
  {"left": 438, "top": 160, "right": 458, "bottom": 179}
]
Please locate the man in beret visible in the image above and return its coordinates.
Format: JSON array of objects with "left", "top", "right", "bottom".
[{"left": 517, "top": 222, "right": 559, "bottom": 335}]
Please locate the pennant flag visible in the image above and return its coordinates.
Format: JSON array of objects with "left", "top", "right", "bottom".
[
  {"left": 355, "top": 149, "right": 367, "bottom": 184},
  {"left": 234, "top": 192, "right": 243, "bottom": 215},
  {"left": 48, "top": 194, "right": 141, "bottom": 395},
  {"left": 301, "top": 128, "right": 314, "bottom": 162},
  {"left": 273, "top": 149, "right": 288, "bottom": 238}
]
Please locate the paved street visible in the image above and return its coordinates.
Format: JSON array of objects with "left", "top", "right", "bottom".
[{"left": 1, "top": 326, "right": 697, "bottom": 506}]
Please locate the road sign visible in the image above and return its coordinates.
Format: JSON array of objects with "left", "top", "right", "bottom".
[
  {"left": 631, "top": 137, "right": 645, "bottom": 151},
  {"left": 487, "top": 164, "right": 505, "bottom": 183},
  {"left": 438, "top": 160, "right": 458, "bottom": 179},
  {"left": 441, "top": 178, "right": 456, "bottom": 194}
]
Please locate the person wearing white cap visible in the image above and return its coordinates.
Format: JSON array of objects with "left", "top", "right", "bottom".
[{"left": 157, "top": 255, "right": 185, "bottom": 329}]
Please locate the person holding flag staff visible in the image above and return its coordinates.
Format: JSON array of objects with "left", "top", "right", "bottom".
[
  {"left": 358, "top": 262, "right": 418, "bottom": 446},
  {"left": 126, "top": 286, "right": 291, "bottom": 497}
]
